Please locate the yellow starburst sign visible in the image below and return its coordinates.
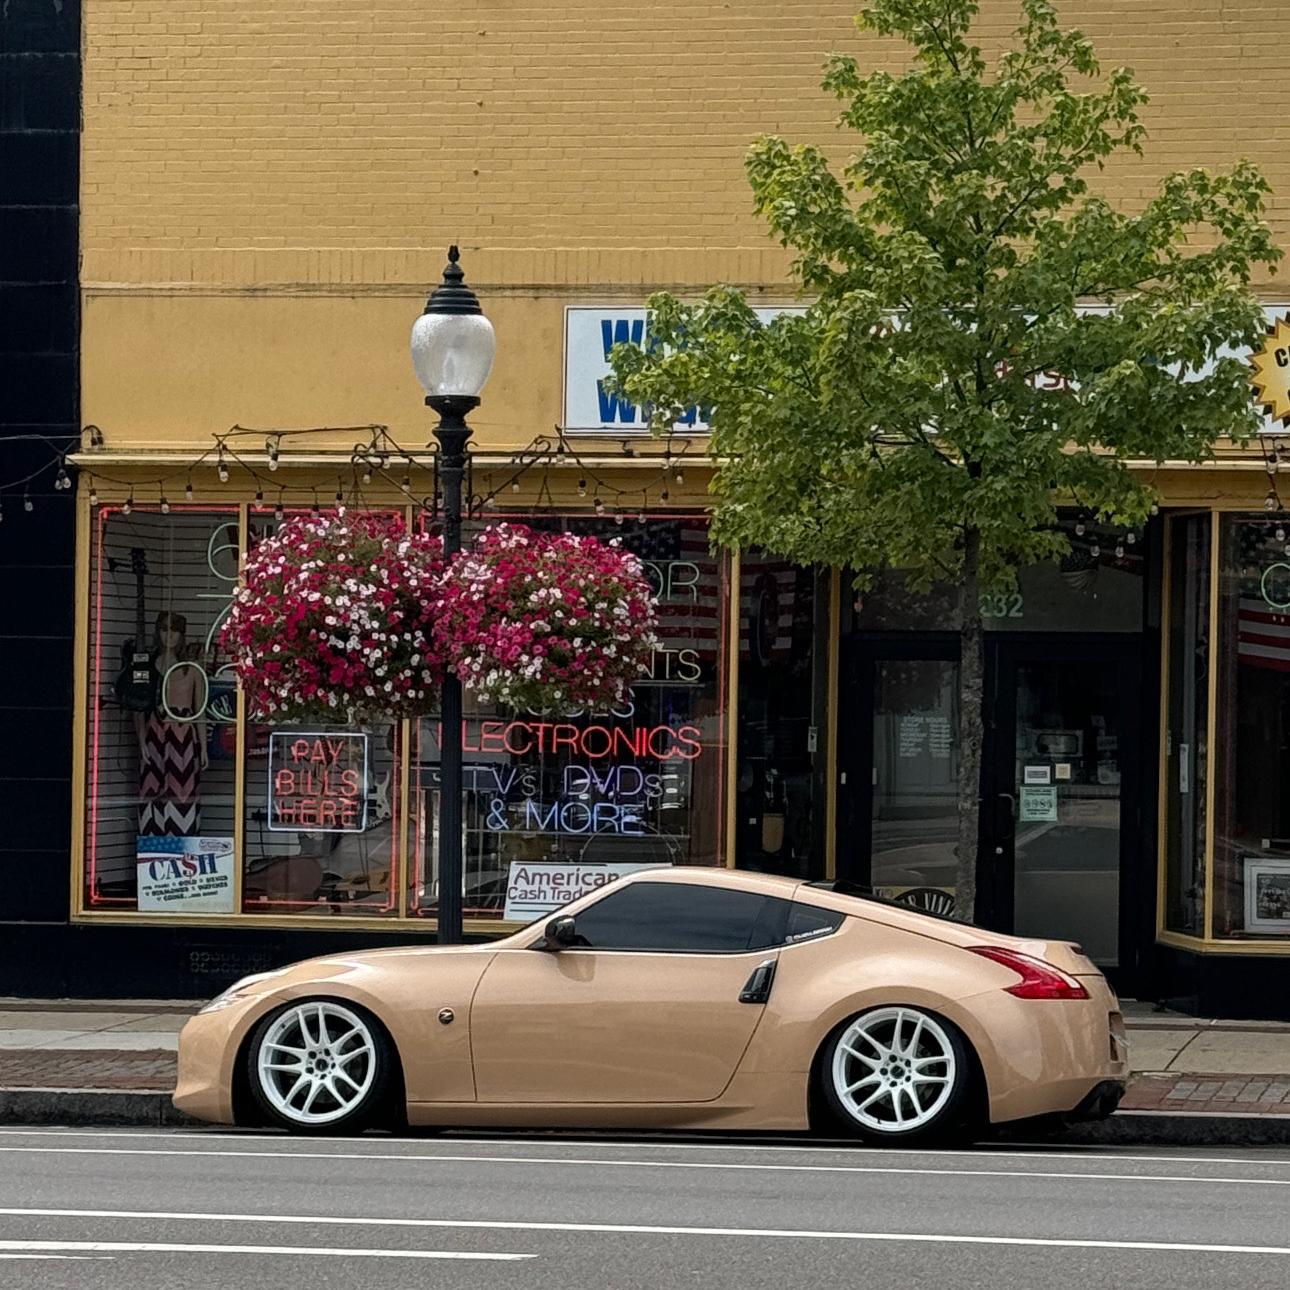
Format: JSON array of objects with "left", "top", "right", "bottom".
[{"left": 1251, "top": 315, "right": 1290, "bottom": 426}]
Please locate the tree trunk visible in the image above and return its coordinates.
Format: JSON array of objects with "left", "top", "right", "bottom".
[{"left": 955, "top": 527, "right": 985, "bottom": 923}]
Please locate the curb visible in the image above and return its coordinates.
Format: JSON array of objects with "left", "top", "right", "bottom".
[
  {"left": 1050, "top": 1109, "right": 1290, "bottom": 1147},
  {"left": 0, "top": 1089, "right": 197, "bottom": 1128},
  {"left": 3, "top": 1088, "right": 1290, "bottom": 1145}
]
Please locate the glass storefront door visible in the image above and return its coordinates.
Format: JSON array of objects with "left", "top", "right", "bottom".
[
  {"left": 842, "top": 635, "right": 1142, "bottom": 977},
  {"left": 987, "top": 644, "right": 1140, "bottom": 967}
]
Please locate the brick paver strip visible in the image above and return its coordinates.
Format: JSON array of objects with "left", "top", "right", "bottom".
[
  {"left": 1120, "top": 1071, "right": 1290, "bottom": 1115},
  {"left": 0, "top": 1049, "right": 175, "bottom": 1092}
]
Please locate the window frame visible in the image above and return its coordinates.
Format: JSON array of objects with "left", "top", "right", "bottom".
[
  {"left": 71, "top": 494, "right": 748, "bottom": 934},
  {"left": 1156, "top": 506, "right": 1290, "bottom": 956}
]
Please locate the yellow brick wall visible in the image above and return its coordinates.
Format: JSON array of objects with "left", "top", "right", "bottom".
[
  {"left": 79, "top": 0, "right": 1290, "bottom": 448},
  {"left": 83, "top": 0, "right": 1290, "bottom": 290}
]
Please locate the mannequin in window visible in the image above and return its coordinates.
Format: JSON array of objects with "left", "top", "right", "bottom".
[{"left": 136, "top": 611, "right": 208, "bottom": 836}]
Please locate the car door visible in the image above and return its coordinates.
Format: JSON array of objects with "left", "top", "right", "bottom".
[{"left": 468, "top": 880, "right": 786, "bottom": 1104}]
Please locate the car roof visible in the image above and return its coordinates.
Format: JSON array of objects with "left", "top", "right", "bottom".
[
  {"left": 617, "top": 867, "right": 807, "bottom": 898},
  {"left": 613, "top": 868, "right": 983, "bottom": 947}
]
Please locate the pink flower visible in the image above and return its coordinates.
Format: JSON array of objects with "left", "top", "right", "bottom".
[
  {"left": 432, "top": 523, "right": 660, "bottom": 713},
  {"left": 220, "top": 510, "right": 446, "bottom": 723}
]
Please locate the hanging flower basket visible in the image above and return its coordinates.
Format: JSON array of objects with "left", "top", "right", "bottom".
[
  {"left": 221, "top": 510, "right": 445, "bottom": 724},
  {"left": 434, "top": 523, "right": 660, "bottom": 712}
]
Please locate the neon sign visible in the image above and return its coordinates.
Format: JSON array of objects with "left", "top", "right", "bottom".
[
  {"left": 1262, "top": 562, "right": 1290, "bottom": 611},
  {"left": 428, "top": 719, "right": 703, "bottom": 761},
  {"left": 153, "top": 520, "right": 253, "bottom": 727},
  {"left": 267, "top": 732, "right": 369, "bottom": 832}
]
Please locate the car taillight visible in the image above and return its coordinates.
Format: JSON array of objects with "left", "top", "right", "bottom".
[{"left": 967, "top": 946, "right": 1090, "bottom": 1000}]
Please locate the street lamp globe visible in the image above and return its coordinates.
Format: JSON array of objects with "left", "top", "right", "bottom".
[{"left": 410, "top": 245, "right": 495, "bottom": 400}]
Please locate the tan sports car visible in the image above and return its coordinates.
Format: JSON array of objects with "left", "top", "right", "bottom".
[{"left": 174, "top": 868, "right": 1129, "bottom": 1143}]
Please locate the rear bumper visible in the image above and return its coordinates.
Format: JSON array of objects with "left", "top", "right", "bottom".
[{"left": 977, "top": 983, "right": 1131, "bottom": 1125}]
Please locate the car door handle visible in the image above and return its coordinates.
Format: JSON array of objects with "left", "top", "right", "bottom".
[{"left": 739, "top": 959, "right": 777, "bottom": 1005}]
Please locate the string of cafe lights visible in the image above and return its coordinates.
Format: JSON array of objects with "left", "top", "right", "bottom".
[
  {"left": 1254, "top": 435, "right": 1290, "bottom": 555},
  {"left": 15, "top": 420, "right": 1154, "bottom": 558},
  {"left": 67, "top": 422, "right": 700, "bottom": 529},
  {"left": 0, "top": 431, "right": 82, "bottom": 523},
  {"left": 1066, "top": 500, "right": 1152, "bottom": 563},
  {"left": 12, "top": 421, "right": 1227, "bottom": 565}
]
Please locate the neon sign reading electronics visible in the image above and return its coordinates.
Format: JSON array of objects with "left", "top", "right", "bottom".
[
  {"left": 459, "top": 720, "right": 702, "bottom": 761},
  {"left": 268, "top": 733, "right": 369, "bottom": 832}
]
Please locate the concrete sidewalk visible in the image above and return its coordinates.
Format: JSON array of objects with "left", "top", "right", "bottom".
[
  {"left": 1115, "top": 1003, "right": 1290, "bottom": 1120},
  {"left": 0, "top": 999, "right": 186, "bottom": 1096},
  {"left": 3, "top": 997, "right": 1290, "bottom": 1137}
]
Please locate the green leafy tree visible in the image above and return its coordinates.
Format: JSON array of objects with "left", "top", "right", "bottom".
[{"left": 610, "top": 0, "right": 1278, "bottom": 920}]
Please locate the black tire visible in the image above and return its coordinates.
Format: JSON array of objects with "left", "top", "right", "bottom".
[
  {"left": 817, "top": 1005, "right": 979, "bottom": 1146},
  {"left": 246, "top": 998, "right": 397, "bottom": 1135}
]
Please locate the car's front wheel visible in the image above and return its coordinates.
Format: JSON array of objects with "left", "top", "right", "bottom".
[
  {"left": 820, "top": 1005, "right": 976, "bottom": 1144},
  {"left": 247, "top": 999, "right": 395, "bottom": 1133}
]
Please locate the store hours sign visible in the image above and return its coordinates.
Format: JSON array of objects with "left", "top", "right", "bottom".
[{"left": 268, "top": 732, "right": 369, "bottom": 832}]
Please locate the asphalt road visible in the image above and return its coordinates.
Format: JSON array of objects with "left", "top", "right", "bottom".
[{"left": 2, "top": 1128, "right": 1290, "bottom": 1288}]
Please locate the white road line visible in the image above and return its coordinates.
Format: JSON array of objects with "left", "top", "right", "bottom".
[
  {"left": 0, "top": 1144, "right": 1285, "bottom": 1189},
  {"left": 0, "top": 1240, "right": 529, "bottom": 1262},
  {"left": 0, "top": 1254, "right": 111, "bottom": 1261},
  {"left": 0, "top": 1208, "right": 1288, "bottom": 1258},
  {"left": 3, "top": 1126, "right": 1288, "bottom": 1171}
]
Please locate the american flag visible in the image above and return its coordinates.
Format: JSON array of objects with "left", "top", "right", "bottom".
[
  {"left": 620, "top": 519, "right": 723, "bottom": 662},
  {"left": 1239, "top": 598, "right": 1290, "bottom": 671},
  {"left": 737, "top": 555, "right": 805, "bottom": 663},
  {"left": 1236, "top": 523, "right": 1290, "bottom": 671}
]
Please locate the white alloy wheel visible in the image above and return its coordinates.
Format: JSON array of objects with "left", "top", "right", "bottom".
[
  {"left": 829, "top": 1006, "right": 959, "bottom": 1135},
  {"left": 254, "top": 1001, "right": 379, "bottom": 1127}
]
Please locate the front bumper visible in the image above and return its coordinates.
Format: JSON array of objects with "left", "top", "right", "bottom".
[{"left": 173, "top": 1000, "right": 260, "bottom": 1125}]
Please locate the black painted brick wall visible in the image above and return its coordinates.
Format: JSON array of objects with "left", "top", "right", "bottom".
[{"left": 1, "top": 0, "right": 80, "bottom": 924}]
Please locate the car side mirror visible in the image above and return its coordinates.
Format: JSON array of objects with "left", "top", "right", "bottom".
[{"left": 544, "top": 915, "right": 578, "bottom": 950}]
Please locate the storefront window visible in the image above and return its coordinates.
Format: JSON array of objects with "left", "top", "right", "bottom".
[
  {"left": 86, "top": 504, "right": 411, "bottom": 919},
  {"left": 86, "top": 506, "right": 240, "bottom": 911},
  {"left": 735, "top": 554, "right": 827, "bottom": 877},
  {"left": 1162, "top": 515, "right": 1210, "bottom": 935},
  {"left": 1213, "top": 515, "right": 1290, "bottom": 938},
  {"left": 238, "top": 509, "right": 404, "bottom": 917},
  {"left": 856, "top": 516, "right": 1144, "bottom": 633},
  {"left": 408, "top": 514, "right": 729, "bottom": 923},
  {"left": 241, "top": 719, "right": 402, "bottom": 917}
]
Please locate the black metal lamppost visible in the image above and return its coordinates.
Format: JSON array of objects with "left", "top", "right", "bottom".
[{"left": 410, "top": 246, "right": 496, "bottom": 944}]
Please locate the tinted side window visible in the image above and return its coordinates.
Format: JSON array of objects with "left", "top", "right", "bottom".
[
  {"left": 786, "top": 902, "right": 845, "bottom": 944},
  {"left": 573, "top": 882, "right": 775, "bottom": 952}
]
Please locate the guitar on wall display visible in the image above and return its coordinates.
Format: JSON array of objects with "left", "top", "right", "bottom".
[{"left": 114, "top": 547, "right": 159, "bottom": 711}]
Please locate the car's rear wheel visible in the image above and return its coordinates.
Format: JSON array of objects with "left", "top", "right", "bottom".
[
  {"left": 247, "top": 999, "right": 394, "bottom": 1134},
  {"left": 820, "top": 1005, "right": 975, "bottom": 1144}
]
